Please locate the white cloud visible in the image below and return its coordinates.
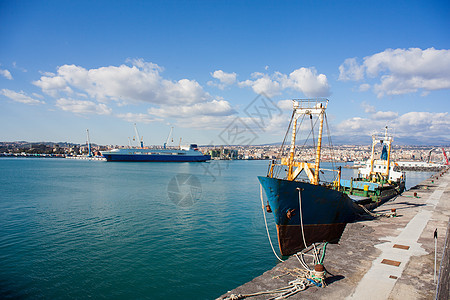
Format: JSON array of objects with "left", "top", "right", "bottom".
[
  {"left": 148, "top": 99, "right": 236, "bottom": 118},
  {"left": 174, "top": 113, "right": 288, "bottom": 135},
  {"left": 359, "top": 83, "right": 371, "bottom": 92},
  {"left": 32, "top": 93, "right": 45, "bottom": 99},
  {"left": 56, "top": 98, "right": 112, "bottom": 115},
  {"left": 339, "top": 47, "right": 450, "bottom": 97},
  {"left": 277, "top": 99, "right": 295, "bottom": 111},
  {"left": 397, "top": 112, "right": 449, "bottom": 131},
  {"left": 1, "top": 89, "right": 44, "bottom": 105},
  {"left": 30, "top": 59, "right": 249, "bottom": 129},
  {"left": 371, "top": 111, "right": 399, "bottom": 120},
  {"left": 338, "top": 116, "right": 369, "bottom": 131},
  {"left": 285, "top": 68, "right": 330, "bottom": 97},
  {"left": 360, "top": 102, "right": 398, "bottom": 120},
  {"left": 116, "top": 112, "right": 159, "bottom": 124},
  {"left": 0, "top": 69, "right": 13, "bottom": 80},
  {"left": 262, "top": 113, "right": 293, "bottom": 134},
  {"left": 34, "top": 75, "right": 73, "bottom": 97},
  {"left": 33, "top": 59, "right": 211, "bottom": 105},
  {"left": 239, "top": 74, "right": 282, "bottom": 97},
  {"left": 361, "top": 101, "right": 376, "bottom": 113},
  {"left": 172, "top": 115, "right": 237, "bottom": 130},
  {"left": 338, "top": 58, "right": 365, "bottom": 81},
  {"left": 208, "top": 70, "right": 237, "bottom": 89},
  {"left": 238, "top": 67, "right": 330, "bottom": 98},
  {"left": 335, "top": 111, "right": 450, "bottom": 142}
]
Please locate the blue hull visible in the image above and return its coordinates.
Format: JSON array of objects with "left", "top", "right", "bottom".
[
  {"left": 258, "top": 176, "right": 364, "bottom": 255},
  {"left": 103, "top": 154, "right": 211, "bottom": 162}
]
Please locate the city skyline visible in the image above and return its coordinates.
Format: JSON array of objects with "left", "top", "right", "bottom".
[{"left": 1, "top": 1, "right": 449, "bottom": 146}]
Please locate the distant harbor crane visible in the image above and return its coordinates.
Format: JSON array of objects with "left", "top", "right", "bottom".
[
  {"left": 164, "top": 127, "right": 174, "bottom": 149},
  {"left": 443, "top": 148, "right": 449, "bottom": 165},
  {"left": 427, "top": 147, "right": 449, "bottom": 165},
  {"left": 134, "top": 123, "right": 144, "bottom": 148},
  {"left": 86, "top": 129, "right": 92, "bottom": 157}
]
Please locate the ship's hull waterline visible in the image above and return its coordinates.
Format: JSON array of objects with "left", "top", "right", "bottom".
[
  {"left": 102, "top": 153, "right": 211, "bottom": 162},
  {"left": 259, "top": 176, "right": 366, "bottom": 256},
  {"left": 101, "top": 143, "right": 211, "bottom": 163}
]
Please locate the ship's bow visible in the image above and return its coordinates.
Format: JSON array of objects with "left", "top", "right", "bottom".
[{"left": 258, "top": 176, "right": 361, "bottom": 256}]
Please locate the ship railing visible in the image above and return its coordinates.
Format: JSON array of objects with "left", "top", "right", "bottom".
[
  {"left": 291, "top": 98, "right": 329, "bottom": 110},
  {"left": 268, "top": 161, "right": 341, "bottom": 172},
  {"left": 268, "top": 160, "right": 342, "bottom": 187}
]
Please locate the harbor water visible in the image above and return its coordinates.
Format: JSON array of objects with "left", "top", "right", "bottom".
[{"left": 0, "top": 158, "right": 433, "bottom": 299}]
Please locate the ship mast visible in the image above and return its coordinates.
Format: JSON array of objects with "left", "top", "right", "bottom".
[
  {"left": 369, "top": 126, "right": 393, "bottom": 180},
  {"left": 287, "top": 102, "right": 299, "bottom": 180},
  {"left": 384, "top": 126, "right": 392, "bottom": 179},
  {"left": 314, "top": 108, "right": 325, "bottom": 184},
  {"left": 369, "top": 135, "right": 376, "bottom": 174},
  {"left": 283, "top": 99, "right": 328, "bottom": 185}
]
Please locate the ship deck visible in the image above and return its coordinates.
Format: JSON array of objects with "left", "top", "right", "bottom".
[{"left": 219, "top": 168, "right": 449, "bottom": 300}]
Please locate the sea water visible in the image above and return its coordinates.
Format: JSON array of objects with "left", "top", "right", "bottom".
[{"left": 0, "top": 158, "right": 433, "bottom": 299}]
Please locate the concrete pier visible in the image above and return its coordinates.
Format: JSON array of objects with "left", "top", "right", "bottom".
[{"left": 219, "top": 168, "right": 449, "bottom": 299}]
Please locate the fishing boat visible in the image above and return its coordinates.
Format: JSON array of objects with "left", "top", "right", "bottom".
[
  {"left": 340, "top": 126, "right": 405, "bottom": 206},
  {"left": 258, "top": 99, "right": 405, "bottom": 256}
]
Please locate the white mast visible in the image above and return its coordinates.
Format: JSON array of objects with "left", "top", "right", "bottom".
[
  {"left": 369, "top": 126, "right": 393, "bottom": 180},
  {"left": 164, "top": 127, "right": 174, "bottom": 149},
  {"left": 86, "top": 129, "right": 92, "bottom": 157}
]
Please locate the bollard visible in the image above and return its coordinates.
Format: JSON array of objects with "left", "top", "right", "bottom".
[{"left": 434, "top": 229, "right": 437, "bottom": 283}]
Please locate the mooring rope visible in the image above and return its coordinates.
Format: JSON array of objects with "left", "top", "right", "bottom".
[
  {"left": 297, "top": 188, "right": 308, "bottom": 249},
  {"left": 221, "top": 243, "right": 329, "bottom": 300},
  {"left": 260, "top": 183, "right": 284, "bottom": 262},
  {"left": 357, "top": 203, "right": 398, "bottom": 218}
]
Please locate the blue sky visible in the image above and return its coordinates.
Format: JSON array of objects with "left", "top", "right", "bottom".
[{"left": 1, "top": 0, "right": 449, "bottom": 146}]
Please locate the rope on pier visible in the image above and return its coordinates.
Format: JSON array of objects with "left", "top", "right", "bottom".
[
  {"left": 357, "top": 204, "right": 398, "bottom": 218},
  {"left": 220, "top": 243, "right": 328, "bottom": 300},
  {"left": 251, "top": 185, "right": 330, "bottom": 299}
]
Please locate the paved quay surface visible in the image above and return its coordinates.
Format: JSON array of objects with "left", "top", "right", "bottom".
[{"left": 219, "top": 168, "right": 449, "bottom": 300}]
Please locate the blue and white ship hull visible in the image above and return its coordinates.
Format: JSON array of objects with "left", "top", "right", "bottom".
[{"left": 101, "top": 144, "right": 211, "bottom": 162}]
